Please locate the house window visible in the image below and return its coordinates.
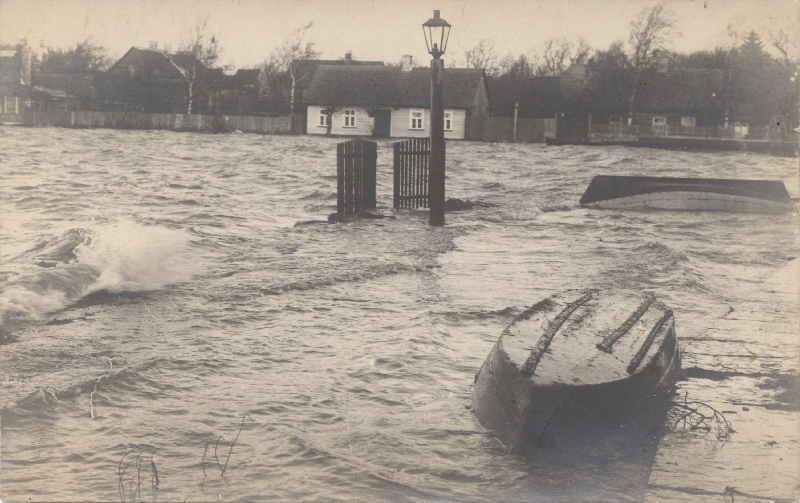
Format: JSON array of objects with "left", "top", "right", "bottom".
[
  {"left": 318, "top": 111, "right": 329, "bottom": 127},
  {"left": 652, "top": 116, "right": 667, "bottom": 127},
  {"left": 343, "top": 109, "right": 356, "bottom": 127},
  {"left": 444, "top": 110, "right": 452, "bottom": 131},
  {"left": 410, "top": 109, "right": 424, "bottom": 130},
  {"left": 681, "top": 116, "right": 696, "bottom": 127}
]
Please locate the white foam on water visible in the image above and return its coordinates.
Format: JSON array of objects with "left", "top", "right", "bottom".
[
  {"left": 0, "top": 219, "right": 199, "bottom": 326},
  {"left": 76, "top": 218, "right": 198, "bottom": 294}
]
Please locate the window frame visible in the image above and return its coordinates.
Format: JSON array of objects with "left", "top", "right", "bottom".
[
  {"left": 409, "top": 108, "right": 425, "bottom": 130},
  {"left": 318, "top": 110, "right": 330, "bottom": 127},
  {"left": 343, "top": 109, "right": 357, "bottom": 128},
  {"left": 444, "top": 110, "right": 453, "bottom": 131}
]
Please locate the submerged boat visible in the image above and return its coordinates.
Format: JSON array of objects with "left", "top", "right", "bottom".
[
  {"left": 472, "top": 289, "right": 680, "bottom": 454},
  {"left": 579, "top": 175, "right": 795, "bottom": 213}
]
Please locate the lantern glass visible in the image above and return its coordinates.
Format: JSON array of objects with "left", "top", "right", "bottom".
[{"left": 422, "top": 10, "right": 451, "bottom": 59}]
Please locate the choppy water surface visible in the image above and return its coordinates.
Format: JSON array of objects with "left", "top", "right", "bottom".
[{"left": 1, "top": 126, "right": 798, "bottom": 502}]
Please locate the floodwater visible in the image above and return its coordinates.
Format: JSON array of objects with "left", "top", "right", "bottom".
[{"left": 0, "top": 126, "right": 798, "bottom": 502}]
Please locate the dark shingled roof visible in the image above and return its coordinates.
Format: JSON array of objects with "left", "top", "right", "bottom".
[
  {"left": 304, "top": 66, "right": 485, "bottom": 108},
  {"left": 487, "top": 76, "right": 564, "bottom": 118},
  {"left": 232, "top": 68, "right": 262, "bottom": 87},
  {"left": 109, "top": 48, "right": 206, "bottom": 80}
]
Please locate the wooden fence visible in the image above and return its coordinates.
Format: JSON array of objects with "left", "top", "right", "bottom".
[
  {"left": 336, "top": 139, "right": 377, "bottom": 218},
  {"left": 22, "top": 110, "right": 291, "bottom": 134},
  {"left": 393, "top": 138, "right": 430, "bottom": 209},
  {"left": 464, "top": 116, "right": 555, "bottom": 142}
]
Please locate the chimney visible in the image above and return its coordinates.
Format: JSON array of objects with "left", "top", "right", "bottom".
[
  {"left": 149, "top": 41, "right": 158, "bottom": 50},
  {"left": 163, "top": 43, "right": 172, "bottom": 52},
  {"left": 344, "top": 52, "right": 352, "bottom": 64},
  {"left": 401, "top": 54, "right": 413, "bottom": 71}
]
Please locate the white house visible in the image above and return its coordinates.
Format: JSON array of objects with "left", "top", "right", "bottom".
[{"left": 303, "top": 64, "right": 489, "bottom": 139}]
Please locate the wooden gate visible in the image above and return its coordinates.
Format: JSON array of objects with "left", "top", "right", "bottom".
[
  {"left": 393, "top": 138, "right": 430, "bottom": 209},
  {"left": 337, "top": 138, "right": 377, "bottom": 217}
]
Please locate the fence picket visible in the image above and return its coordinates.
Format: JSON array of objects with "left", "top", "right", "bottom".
[
  {"left": 392, "top": 138, "right": 430, "bottom": 209},
  {"left": 335, "top": 138, "right": 378, "bottom": 218}
]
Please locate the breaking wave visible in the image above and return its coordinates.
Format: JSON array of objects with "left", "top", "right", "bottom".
[{"left": 0, "top": 219, "right": 198, "bottom": 328}]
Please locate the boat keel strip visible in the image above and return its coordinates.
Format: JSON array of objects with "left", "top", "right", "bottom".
[
  {"left": 596, "top": 294, "right": 656, "bottom": 353},
  {"left": 627, "top": 309, "right": 674, "bottom": 374},
  {"left": 520, "top": 289, "right": 598, "bottom": 378}
]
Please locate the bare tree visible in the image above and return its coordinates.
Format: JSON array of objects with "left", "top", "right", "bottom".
[
  {"left": 179, "top": 17, "right": 222, "bottom": 114},
  {"left": 463, "top": 39, "right": 501, "bottom": 76},
  {"left": 768, "top": 28, "right": 799, "bottom": 68},
  {"left": 536, "top": 39, "right": 573, "bottom": 76},
  {"left": 264, "top": 22, "right": 320, "bottom": 117},
  {"left": 626, "top": 4, "right": 678, "bottom": 123},
  {"left": 498, "top": 54, "right": 536, "bottom": 77},
  {"left": 572, "top": 38, "right": 592, "bottom": 65}
]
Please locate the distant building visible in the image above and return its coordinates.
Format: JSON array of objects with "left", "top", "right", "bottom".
[
  {"left": 210, "top": 68, "right": 268, "bottom": 116},
  {"left": 103, "top": 46, "right": 213, "bottom": 113},
  {"left": 290, "top": 55, "right": 384, "bottom": 110},
  {"left": 0, "top": 47, "right": 32, "bottom": 115},
  {"left": 303, "top": 65, "right": 489, "bottom": 138},
  {"left": 31, "top": 72, "right": 99, "bottom": 111},
  {"left": 486, "top": 76, "right": 564, "bottom": 118},
  {"left": 633, "top": 68, "right": 725, "bottom": 127}
]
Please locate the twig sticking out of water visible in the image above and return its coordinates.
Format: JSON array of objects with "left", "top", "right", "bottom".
[
  {"left": 89, "top": 382, "right": 98, "bottom": 419},
  {"left": 202, "top": 443, "right": 209, "bottom": 478},
  {"left": 203, "top": 414, "right": 255, "bottom": 478},
  {"left": 222, "top": 414, "right": 254, "bottom": 477},
  {"left": 118, "top": 446, "right": 158, "bottom": 503},
  {"left": 669, "top": 392, "right": 734, "bottom": 440},
  {"left": 89, "top": 356, "right": 116, "bottom": 419},
  {"left": 214, "top": 435, "right": 224, "bottom": 475}
]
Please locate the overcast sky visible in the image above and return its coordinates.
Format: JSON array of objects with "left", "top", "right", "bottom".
[{"left": 1, "top": 0, "right": 798, "bottom": 69}]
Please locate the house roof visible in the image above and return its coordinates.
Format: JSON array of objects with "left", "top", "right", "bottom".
[
  {"left": 291, "top": 58, "right": 384, "bottom": 79},
  {"left": 232, "top": 68, "right": 263, "bottom": 87},
  {"left": 108, "top": 47, "right": 206, "bottom": 80},
  {"left": 486, "top": 76, "right": 564, "bottom": 117},
  {"left": 304, "top": 65, "right": 486, "bottom": 108}
]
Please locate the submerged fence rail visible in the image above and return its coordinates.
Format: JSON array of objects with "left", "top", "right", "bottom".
[{"left": 22, "top": 110, "right": 291, "bottom": 134}]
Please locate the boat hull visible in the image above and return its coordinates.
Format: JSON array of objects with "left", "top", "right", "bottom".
[
  {"left": 579, "top": 175, "right": 795, "bottom": 214},
  {"left": 472, "top": 290, "right": 680, "bottom": 454}
]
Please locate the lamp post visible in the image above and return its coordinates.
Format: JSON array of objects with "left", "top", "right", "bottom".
[{"left": 422, "top": 10, "right": 450, "bottom": 226}]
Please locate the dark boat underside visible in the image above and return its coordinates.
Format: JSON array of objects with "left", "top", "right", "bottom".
[
  {"left": 472, "top": 289, "right": 680, "bottom": 454},
  {"left": 579, "top": 175, "right": 795, "bottom": 213}
]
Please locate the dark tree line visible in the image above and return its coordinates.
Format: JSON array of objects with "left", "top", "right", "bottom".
[
  {"left": 462, "top": 5, "right": 798, "bottom": 127},
  {"left": 577, "top": 30, "right": 797, "bottom": 126},
  {"left": 6, "top": 5, "right": 798, "bottom": 123}
]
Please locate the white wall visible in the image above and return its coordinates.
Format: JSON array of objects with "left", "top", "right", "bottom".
[
  {"left": 389, "top": 108, "right": 465, "bottom": 139},
  {"left": 306, "top": 105, "right": 374, "bottom": 136}
]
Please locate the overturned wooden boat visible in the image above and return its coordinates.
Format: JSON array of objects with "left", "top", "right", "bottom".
[
  {"left": 472, "top": 289, "right": 680, "bottom": 454},
  {"left": 580, "top": 175, "right": 796, "bottom": 213}
]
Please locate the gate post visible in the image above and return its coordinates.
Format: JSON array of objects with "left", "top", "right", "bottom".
[
  {"left": 363, "top": 140, "right": 377, "bottom": 210},
  {"left": 337, "top": 141, "right": 345, "bottom": 215}
]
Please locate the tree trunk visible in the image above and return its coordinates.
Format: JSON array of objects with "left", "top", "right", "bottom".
[
  {"left": 290, "top": 68, "right": 297, "bottom": 117},
  {"left": 627, "top": 68, "right": 642, "bottom": 125},
  {"left": 187, "top": 79, "right": 193, "bottom": 115}
]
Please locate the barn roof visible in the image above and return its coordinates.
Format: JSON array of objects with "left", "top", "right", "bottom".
[{"left": 304, "top": 65, "right": 485, "bottom": 108}]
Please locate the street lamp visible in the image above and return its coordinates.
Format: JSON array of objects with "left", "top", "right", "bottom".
[
  {"left": 422, "top": 10, "right": 451, "bottom": 59},
  {"left": 422, "top": 10, "right": 450, "bottom": 226}
]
